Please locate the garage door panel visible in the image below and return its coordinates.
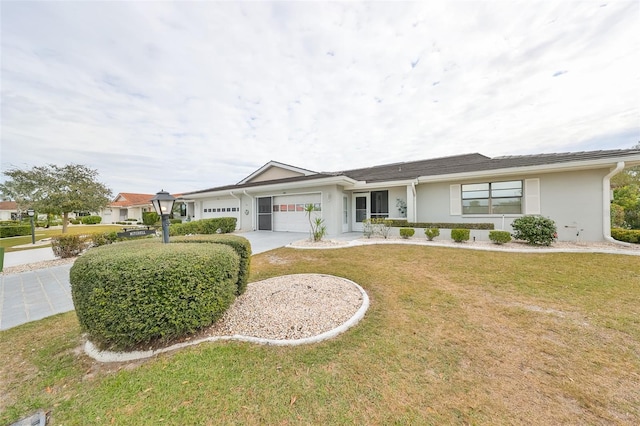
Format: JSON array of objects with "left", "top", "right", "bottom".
[
  {"left": 273, "top": 194, "right": 321, "bottom": 232},
  {"left": 202, "top": 199, "right": 240, "bottom": 220}
]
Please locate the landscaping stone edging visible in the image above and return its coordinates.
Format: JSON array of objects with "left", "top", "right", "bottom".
[{"left": 83, "top": 275, "right": 370, "bottom": 363}]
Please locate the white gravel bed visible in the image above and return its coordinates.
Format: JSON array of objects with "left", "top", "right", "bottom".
[
  {"left": 206, "top": 273, "right": 364, "bottom": 340},
  {"left": 290, "top": 237, "right": 640, "bottom": 255}
]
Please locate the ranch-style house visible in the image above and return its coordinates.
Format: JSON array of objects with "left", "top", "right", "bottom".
[{"left": 177, "top": 148, "right": 640, "bottom": 243}]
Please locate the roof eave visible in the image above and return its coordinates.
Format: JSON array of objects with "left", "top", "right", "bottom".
[
  {"left": 417, "top": 155, "right": 640, "bottom": 183},
  {"left": 179, "top": 175, "right": 358, "bottom": 199}
]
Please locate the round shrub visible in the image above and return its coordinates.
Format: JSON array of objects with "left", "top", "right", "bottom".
[
  {"left": 70, "top": 240, "right": 239, "bottom": 350},
  {"left": 424, "top": 227, "right": 440, "bottom": 241},
  {"left": 451, "top": 228, "right": 470, "bottom": 242},
  {"left": 489, "top": 230, "right": 512, "bottom": 244},
  {"left": 511, "top": 215, "right": 557, "bottom": 246},
  {"left": 51, "top": 234, "right": 90, "bottom": 258},
  {"left": 399, "top": 228, "right": 415, "bottom": 239},
  {"left": 81, "top": 215, "right": 102, "bottom": 225},
  {"left": 143, "top": 211, "right": 160, "bottom": 226},
  {"left": 172, "top": 234, "right": 252, "bottom": 295}
]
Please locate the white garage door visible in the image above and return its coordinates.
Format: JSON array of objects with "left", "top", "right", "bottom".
[
  {"left": 202, "top": 199, "right": 240, "bottom": 220},
  {"left": 272, "top": 194, "right": 321, "bottom": 232}
]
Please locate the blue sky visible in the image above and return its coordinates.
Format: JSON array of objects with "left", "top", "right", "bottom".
[{"left": 1, "top": 1, "right": 638, "bottom": 195}]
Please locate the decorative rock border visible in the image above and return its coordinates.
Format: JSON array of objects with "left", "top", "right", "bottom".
[{"left": 84, "top": 275, "right": 369, "bottom": 363}]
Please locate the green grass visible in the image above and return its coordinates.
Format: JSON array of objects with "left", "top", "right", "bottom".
[
  {"left": 0, "top": 224, "right": 128, "bottom": 252},
  {"left": 1, "top": 245, "right": 639, "bottom": 424}
]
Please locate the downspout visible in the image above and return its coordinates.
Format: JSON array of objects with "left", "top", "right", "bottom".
[
  {"left": 243, "top": 190, "right": 255, "bottom": 230},
  {"left": 411, "top": 181, "right": 417, "bottom": 222},
  {"left": 603, "top": 162, "right": 629, "bottom": 245},
  {"left": 230, "top": 191, "right": 241, "bottom": 230}
]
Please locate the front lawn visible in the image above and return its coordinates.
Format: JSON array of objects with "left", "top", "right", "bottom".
[
  {"left": 1, "top": 245, "right": 638, "bottom": 424},
  {"left": 0, "top": 224, "right": 132, "bottom": 252}
]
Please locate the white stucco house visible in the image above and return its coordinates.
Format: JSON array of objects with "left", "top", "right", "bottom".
[
  {"left": 178, "top": 149, "right": 640, "bottom": 242},
  {"left": 101, "top": 193, "right": 156, "bottom": 223},
  {"left": 0, "top": 201, "right": 19, "bottom": 221}
]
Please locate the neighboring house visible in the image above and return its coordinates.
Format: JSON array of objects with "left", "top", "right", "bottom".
[
  {"left": 0, "top": 201, "right": 19, "bottom": 221},
  {"left": 102, "top": 193, "right": 156, "bottom": 223},
  {"left": 179, "top": 149, "right": 640, "bottom": 242},
  {"left": 102, "top": 192, "right": 186, "bottom": 223}
]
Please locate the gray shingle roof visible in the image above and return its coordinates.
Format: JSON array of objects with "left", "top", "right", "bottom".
[
  {"left": 182, "top": 148, "right": 640, "bottom": 195},
  {"left": 342, "top": 149, "right": 640, "bottom": 182}
]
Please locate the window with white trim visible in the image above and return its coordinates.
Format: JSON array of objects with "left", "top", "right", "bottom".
[{"left": 461, "top": 180, "right": 523, "bottom": 214}]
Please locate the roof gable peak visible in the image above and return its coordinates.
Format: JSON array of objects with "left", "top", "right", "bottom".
[{"left": 237, "top": 161, "right": 318, "bottom": 185}]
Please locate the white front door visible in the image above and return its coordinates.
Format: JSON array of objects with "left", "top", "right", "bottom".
[{"left": 352, "top": 193, "right": 369, "bottom": 232}]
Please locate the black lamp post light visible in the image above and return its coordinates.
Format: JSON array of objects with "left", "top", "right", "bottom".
[
  {"left": 27, "top": 208, "right": 36, "bottom": 244},
  {"left": 151, "top": 190, "right": 176, "bottom": 243}
]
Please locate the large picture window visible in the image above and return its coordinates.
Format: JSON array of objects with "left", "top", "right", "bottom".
[{"left": 462, "top": 181, "right": 522, "bottom": 214}]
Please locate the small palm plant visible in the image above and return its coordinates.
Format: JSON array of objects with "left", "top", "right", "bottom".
[{"left": 304, "top": 204, "right": 327, "bottom": 242}]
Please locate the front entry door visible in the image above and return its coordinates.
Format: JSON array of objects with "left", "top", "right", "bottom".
[
  {"left": 257, "top": 197, "right": 272, "bottom": 230},
  {"left": 352, "top": 193, "right": 369, "bottom": 232}
]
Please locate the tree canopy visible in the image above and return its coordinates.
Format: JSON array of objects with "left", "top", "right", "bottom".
[
  {"left": 0, "top": 164, "right": 113, "bottom": 233},
  {"left": 610, "top": 142, "right": 640, "bottom": 229}
]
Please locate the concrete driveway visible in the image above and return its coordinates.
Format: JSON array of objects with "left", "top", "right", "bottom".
[{"left": 0, "top": 231, "right": 322, "bottom": 331}]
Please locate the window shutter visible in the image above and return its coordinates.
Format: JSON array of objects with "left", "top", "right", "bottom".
[
  {"left": 524, "top": 178, "right": 540, "bottom": 214},
  {"left": 450, "top": 184, "right": 461, "bottom": 215}
]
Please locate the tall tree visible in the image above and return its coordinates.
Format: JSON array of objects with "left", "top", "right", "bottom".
[{"left": 0, "top": 164, "right": 113, "bottom": 233}]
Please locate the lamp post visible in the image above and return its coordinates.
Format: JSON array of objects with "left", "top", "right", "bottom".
[
  {"left": 151, "top": 190, "right": 176, "bottom": 243},
  {"left": 27, "top": 209, "right": 35, "bottom": 245}
]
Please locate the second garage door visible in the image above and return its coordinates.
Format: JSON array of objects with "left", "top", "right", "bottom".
[{"left": 272, "top": 194, "right": 321, "bottom": 232}]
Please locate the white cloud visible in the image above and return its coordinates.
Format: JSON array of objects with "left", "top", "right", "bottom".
[{"left": 1, "top": 1, "right": 638, "bottom": 194}]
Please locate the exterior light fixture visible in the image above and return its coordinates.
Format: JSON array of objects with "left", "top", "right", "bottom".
[
  {"left": 151, "top": 190, "right": 176, "bottom": 243},
  {"left": 27, "top": 209, "right": 35, "bottom": 244}
]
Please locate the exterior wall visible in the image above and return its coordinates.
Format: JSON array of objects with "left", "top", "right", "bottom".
[
  {"left": 387, "top": 187, "right": 408, "bottom": 219},
  {"left": 0, "top": 210, "right": 16, "bottom": 221},
  {"left": 415, "top": 168, "right": 609, "bottom": 242},
  {"left": 190, "top": 184, "right": 347, "bottom": 236},
  {"left": 250, "top": 168, "right": 305, "bottom": 183}
]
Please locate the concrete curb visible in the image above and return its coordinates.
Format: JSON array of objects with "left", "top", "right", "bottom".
[
  {"left": 84, "top": 276, "right": 370, "bottom": 363},
  {"left": 288, "top": 238, "right": 640, "bottom": 256}
]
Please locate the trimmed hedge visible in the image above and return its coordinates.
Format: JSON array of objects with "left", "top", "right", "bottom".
[
  {"left": 424, "top": 228, "right": 440, "bottom": 241},
  {"left": 172, "top": 234, "right": 252, "bottom": 295},
  {"left": 81, "top": 215, "right": 102, "bottom": 225},
  {"left": 70, "top": 241, "right": 240, "bottom": 350},
  {"left": 611, "top": 228, "right": 640, "bottom": 244},
  {"left": 386, "top": 219, "right": 494, "bottom": 230},
  {"left": 399, "top": 228, "right": 415, "bottom": 239},
  {"left": 489, "top": 230, "right": 512, "bottom": 244},
  {"left": 169, "top": 217, "right": 237, "bottom": 236},
  {"left": 451, "top": 228, "right": 471, "bottom": 242},
  {"left": 0, "top": 225, "right": 31, "bottom": 238}
]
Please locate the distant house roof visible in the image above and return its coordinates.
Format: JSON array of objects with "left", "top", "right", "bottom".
[
  {"left": 110, "top": 193, "right": 155, "bottom": 208},
  {"left": 182, "top": 148, "right": 640, "bottom": 196},
  {"left": 0, "top": 201, "right": 18, "bottom": 211}
]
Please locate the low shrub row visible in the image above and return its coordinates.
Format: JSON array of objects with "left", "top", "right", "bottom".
[
  {"left": 169, "top": 217, "right": 237, "bottom": 236},
  {"left": 489, "top": 230, "right": 512, "bottom": 244},
  {"left": 399, "top": 228, "right": 415, "bottom": 239},
  {"left": 385, "top": 219, "right": 494, "bottom": 230},
  {"left": 81, "top": 215, "right": 102, "bottom": 225},
  {"left": 611, "top": 228, "right": 640, "bottom": 244},
  {"left": 0, "top": 225, "right": 31, "bottom": 238},
  {"left": 51, "top": 231, "right": 131, "bottom": 258}
]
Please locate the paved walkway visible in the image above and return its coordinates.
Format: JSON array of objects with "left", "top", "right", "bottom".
[{"left": 0, "top": 231, "right": 326, "bottom": 331}]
